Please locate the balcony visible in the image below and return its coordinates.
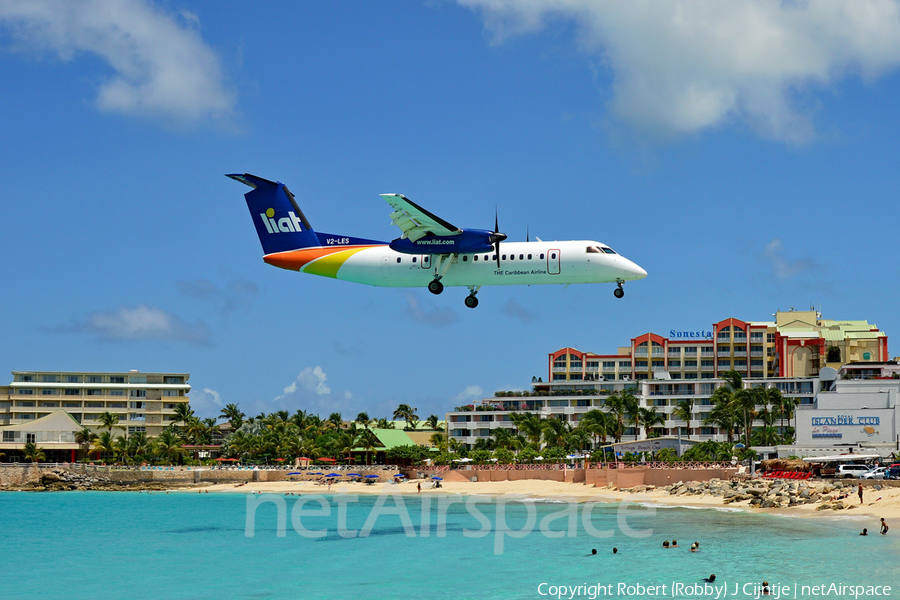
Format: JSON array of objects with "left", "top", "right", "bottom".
[
  {"left": 751, "top": 351, "right": 764, "bottom": 357},
  {"left": 634, "top": 351, "right": 648, "bottom": 358},
  {"left": 701, "top": 351, "right": 714, "bottom": 358},
  {"left": 602, "top": 366, "right": 616, "bottom": 372},
  {"left": 733, "top": 350, "right": 747, "bottom": 357},
  {"left": 552, "top": 366, "right": 567, "bottom": 373},
  {"left": 701, "top": 366, "right": 714, "bottom": 371}
]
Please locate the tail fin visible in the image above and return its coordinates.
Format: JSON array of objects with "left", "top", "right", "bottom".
[{"left": 228, "top": 173, "right": 319, "bottom": 254}]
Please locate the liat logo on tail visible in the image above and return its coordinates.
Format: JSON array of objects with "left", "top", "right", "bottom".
[{"left": 261, "top": 208, "right": 306, "bottom": 234}]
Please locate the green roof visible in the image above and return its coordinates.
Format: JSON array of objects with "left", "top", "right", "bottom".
[{"left": 351, "top": 428, "right": 416, "bottom": 452}]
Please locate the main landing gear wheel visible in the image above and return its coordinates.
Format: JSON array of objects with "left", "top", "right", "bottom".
[
  {"left": 428, "top": 280, "right": 444, "bottom": 295},
  {"left": 614, "top": 283, "right": 624, "bottom": 299},
  {"left": 464, "top": 295, "right": 479, "bottom": 309}
]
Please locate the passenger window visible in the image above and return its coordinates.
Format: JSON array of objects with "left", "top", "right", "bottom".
[
  {"left": 462, "top": 256, "right": 468, "bottom": 261},
  {"left": 527, "top": 254, "right": 532, "bottom": 260},
  {"left": 474, "top": 256, "right": 478, "bottom": 262},
  {"left": 551, "top": 253, "right": 557, "bottom": 259},
  {"left": 540, "top": 254, "right": 545, "bottom": 259},
  {"left": 519, "top": 254, "right": 523, "bottom": 260},
  {"left": 396, "top": 257, "right": 401, "bottom": 263},
  {"left": 412, "top": 257, "right": 417, "bottom": 263},
  {"left": 502, "top": 254, "right": 507, "bottom": 260},
  {"left": 509, "top": 255, "right": 514, "bottom": 261}
]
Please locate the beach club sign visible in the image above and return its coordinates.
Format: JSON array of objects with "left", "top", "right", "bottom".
[{"left": 810, "top": 415, "right": 880, "bottom": 439}]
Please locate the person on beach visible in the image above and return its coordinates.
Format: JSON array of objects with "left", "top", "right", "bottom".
[
  {"left": 612, "top": 548, "right": 618, "bottom": 554},
  {"left": 880, "top": 518, "right": 889, "bottom": 535},
  {"left": 703, "top": 574, "right": 716, "bottom": 583},
  {"left": 417, "top": 482, "right": 421, "bottom": 493},
  {"left": 859, "top": 483, "right": 864, "bottom": 504},
  {"left": 860, "top": 528, "right": 868, "bottom": 536},
  {"left": 762, "top": 581, "right": 770, "bottom": 595},
  {"left": 588, "top": 549, "right": 597, "bottom": 556},
  {"left": 663, "top": 541, "right": 670, "bottom": 548},
  {"left": 671, "top": 540, "right": 678, "bottom": 547}
]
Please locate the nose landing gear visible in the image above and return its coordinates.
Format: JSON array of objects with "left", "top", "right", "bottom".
[
  {"left": 428, "top": 279, "right": 444, "bottom": 295},
  {"left": 613, "top": 280, "right": 625, "bottom": 299}
]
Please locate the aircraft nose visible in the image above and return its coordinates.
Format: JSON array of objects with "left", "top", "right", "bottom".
[{"left": 619, "top": 259, "right": 647, "bottom": 281}]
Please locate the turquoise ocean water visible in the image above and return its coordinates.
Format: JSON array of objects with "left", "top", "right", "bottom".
[{"left": 3, "top": 491, "right": 899, "bottom": 600}]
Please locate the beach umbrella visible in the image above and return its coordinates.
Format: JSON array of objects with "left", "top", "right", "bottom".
[
  {"left": 275, "top": 458, "right": 286, "bottom": 462},
  {"left": 534, "top": 456, "right": 544, "bottom": 460},
  {"left": 318, "top": 457, "right": 337, "bottom": 462},
  {"left": 288, "top": 472, "right": 302, "bottom": 475},
  {"left": 347, "top": 473, "right": 361, "bottom": 477},
  {"left": 393, "top": 473, "right": 405, "bottom": 478},
  {"left": 365, "top": 474, "right": 379, "bottom": 478},
  {"left": 431, "top": 476, "right": 443, "bottom": 480},
  {"left": 310, "top": 472, "right": 324, "bottom": 475},
  {"left": 326, "top": 473, "right": 341, "bottom": 477}
]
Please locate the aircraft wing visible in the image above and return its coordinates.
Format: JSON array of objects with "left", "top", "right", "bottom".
[{"left": 380, "top": 194, "right": 461, "bottom": 242}]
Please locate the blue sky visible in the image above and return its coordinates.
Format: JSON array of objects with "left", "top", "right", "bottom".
[{"left": 2, "top": 0, "right": 900, "bottom": 422}]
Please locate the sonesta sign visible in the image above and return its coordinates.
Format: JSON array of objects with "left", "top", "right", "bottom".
[{"left": 669, "top": 329, "right": 712, "bottom": 339}]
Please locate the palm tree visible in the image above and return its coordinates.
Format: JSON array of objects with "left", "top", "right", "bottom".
[
  {"left": 219, "top": 403, "right": 245, "bottom": 430},
  {"left": 75, "top": 427, "right": 98, "bottom": 460},
  {"left": 93, "top": 431, "right": 118, "bottom": 462},
  {"left": 425, "top": 415, "right": 442, "bottom": 430},
  {"left": 429, "top": 432, "right": 448, "bottom": 452},
  {"left": 541, "top": 417, "right": 571, "bottom": 448},
  {"left": 673, "top": 398, "right": 694, "bottom": 431},
  {"left": 97, "top": 412, "right": 122, "bottom": 435},
  {"left": 359, "top": 428, "right": 379, "bottom": 465},
  {"left": 173, "top": 403, "right": 194, "bottom": 427},
  {"left": 394, "top": 404, "right": 419, "bottom": 431},
  {"left": 355, "top": 412, "right": 373, "bottom": 429},
  {"left": 579, "top": 410, "right": 611, "bottom": 449},
  {"left": 22, "top": 442, "right": 45, "bottom": 463},
  {"left": 326, "top": 412, "right": 343, "bottom": 430},
  {"left": 604, "top": 390, "right": 639, "bottom": 442},
  {"left": 375, "top": 418, "right": 394, "bottom": 429},
  {"left": 127, "top": 432, "right": 151, "bottom": 462},
  {"left": 491, "top": 427, "right": 520, "bottom": 451},
  {"left": 154, "top": 430, "right": 185, "bottom": 464},
  {"left": 636, "top": 407, "right": 666, "bottom": 439},
  {"left": 509, "top": 412, "right": 543, "bottom": 447},
  {"left": 704, "top": 397, "right": 738, "bottom": 443}
]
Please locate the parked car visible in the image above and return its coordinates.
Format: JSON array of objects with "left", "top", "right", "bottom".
[
  {"left": 836, "top": 464, "right": 870, "bottom": 478},
  {"left": 860, "top": 466, "right": 887, "bottom": 480},
  {"left": 886, "top": 464, "right": 900, "bottom": 480}
]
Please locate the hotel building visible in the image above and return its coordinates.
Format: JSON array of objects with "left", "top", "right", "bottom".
[
  {"left": 0, "top": 370, "right": 191, "bottom": 462},
  {"left": 446, "top": 309, "right": 889, "bottom": 450}
]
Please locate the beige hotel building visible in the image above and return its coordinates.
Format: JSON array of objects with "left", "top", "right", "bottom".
[{"left": 0, "top": 370, "right": 191, "bottom": 462}]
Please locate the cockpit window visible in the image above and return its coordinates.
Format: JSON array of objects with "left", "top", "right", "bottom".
[
  {"left": 586, "top": 246, "right": 602, "bottom": 253},
  {"left": 601, "top": 247, "right": 617, "bottom": 254}
]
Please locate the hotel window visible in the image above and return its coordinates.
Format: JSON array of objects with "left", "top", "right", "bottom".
[
  {"left": 684, "top": 373, "right": 698, "bottom": 379},
  {"left": 717, "top": 360, "right": 730, "bottom": 368},
  {"left": 652, "top": 360, "right": 664, "bottom": 368},
  {"left": 41, "top": 389, "right": 58, "bottom": 395},
  {"left": 751, "top": 360, "right": 764, "bottom": 367},
  {"left": 733, "top": 360, "right": 747, "bottom": 368},
  {"left": 576, "top": 399, "right": 590, "bottom": 407},
  {"left": 701, "top": 360, "right": 714, "bottom": 367},
  {"left": 88, "top": 376, "right": 103, "bottom": 383},
  {"left": 701, "top": 427, "right": 715, "bottom": 435},
  {"left": 130, "top": 401, "right": 145, "bottom": 409},
  {"left": 19, "top": 375, "right": 33, "bottom": 382},
  {"left": 110, "top": 390, "right": 125, "bottom": 396},
  {"left": 669, "top": 360, "right": 681, "bottom": 368},
  {"left": 684, "top": 347, "right": 697, "bottom": 354},
  {"left": 130, "top": 414, "right": 146, "bottom": 421},
  {"left": 64, "top": 402, "right": 80, "bottom": 408},
  {"left": 162, "top": 390, "right": 180, "bottom": 397},
  {"left": 128, "top": 426, "right": 146, "bottom": 434},
  {"left": 40, "top": 402, "right": 59, "bottom": 408},
  {"left": 603, "top": 361, "right": 616, "bottom": 368},
  {"left": 619, "top": 361, "right": 631, "bottom": 368},
  {"left": 86, "top": 402, "right": 103, "bottom": 408},
  {"left": 18, "top": 401, "right": 35, "bottom": 407},
  {"left": 65, "top": 389, "right": 80, "bottom": 396},
  {"left": 41, "top": 375, "right": 58, "bottom": 382},
  {"left": 767, "top": 333, "right": 775, "bottom": 343},
  {"left": 130, "top": 390, "right": 147, "bottom": 398},
  {"left": 87, "top": 389, "right": 103, "bottom": 396},
  {"left": 635, "top": 361, "right": 647, "bottom": 368},
  {"left": 750, "top": 332, "right": 764, "bottom": 341},
  {"left": 3, "top": 431, "right": 15, "bottom": 442},
  {"left": 65, "top": 375, "right": 81, "bottom": 383},
  {"left": 19, "top": 389, "right": 34, "bottom": 395},
  {"left": 684, "top": 360, "right": 697, "bottom": 367},
  {"left": 130, "top": 376, "right": 147, "bottom": 384},
  {"left": 110, "top": 376, "right": 125, "bottom": 384},
  {"left": 110, "top": 402, "right": 126, "bottom": 408},
  {"left": 570, "top": 373, "right": 582, "bottom": 380}
]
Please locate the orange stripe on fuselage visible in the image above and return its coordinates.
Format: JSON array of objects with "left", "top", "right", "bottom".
[{"left": 263, "top": 245, "right": 383, "bottom": 271}]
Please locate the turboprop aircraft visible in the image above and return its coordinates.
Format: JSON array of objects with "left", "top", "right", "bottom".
[{"left": 228, "top": 173, "right": 646, "bottom": 308}]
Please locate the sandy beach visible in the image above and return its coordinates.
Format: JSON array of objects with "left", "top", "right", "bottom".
[{"left": 187, "top": 478, "right": 900, "bottom": 523}]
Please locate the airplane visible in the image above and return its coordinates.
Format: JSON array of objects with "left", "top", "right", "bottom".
[{"left": 228, "top": 173, "right": 647, "bottom": 308}]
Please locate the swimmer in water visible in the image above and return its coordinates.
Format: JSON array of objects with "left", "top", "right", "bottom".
[{"left": 703, "top": 574, "right": 716, "bottom": 583}]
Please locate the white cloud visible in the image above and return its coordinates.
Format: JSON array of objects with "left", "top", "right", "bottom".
[
  {"left": 453, "top": 385, "right": 484, "bottom": 404},
  {"left": 402, "top": 293, "right": 459, "bottom": 328},
  {"left": 762, "top": 238, "right": 817, "bottom": 280},
  {"left": 0, "top": 0, "right": 235, "bottom": 124},
  {"left": 275, "top": 366, "right": 331, "bottom": 401},
  {"left": 58, "top": 304, "right": 212, "bottom": 345},
  {"left": 459, "top": 0, "right": 900, "bottom": 143},
  {"left": 189, "top": 387, "right": 223, "bottom": 418}
]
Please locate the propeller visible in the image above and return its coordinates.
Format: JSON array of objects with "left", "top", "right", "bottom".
[
  {"left": 526, "top": 225, "right": 529, "bottom": 243},
  {"left": 489, "top": 207, "right": 507, "bottom": 268}
]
